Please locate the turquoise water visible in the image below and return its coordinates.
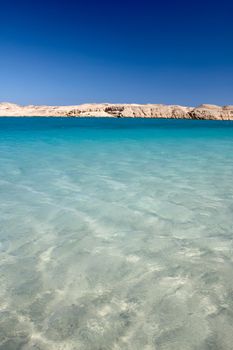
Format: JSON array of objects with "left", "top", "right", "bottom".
[{"left": 0, "top": 118, "right": 233, "bottom": 350}]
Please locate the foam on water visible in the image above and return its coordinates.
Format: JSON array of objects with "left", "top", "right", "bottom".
[{"left": 0, "top": 118, "right": 233, "bottom": 349}]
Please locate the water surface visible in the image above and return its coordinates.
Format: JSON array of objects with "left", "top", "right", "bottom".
[{"left": 0, "top": 118, "right": 233, "bottom": 350}]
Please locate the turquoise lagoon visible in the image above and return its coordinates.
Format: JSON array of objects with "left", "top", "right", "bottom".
[{"left": 0, "top": 118, "right": 233, "bottom": 349}]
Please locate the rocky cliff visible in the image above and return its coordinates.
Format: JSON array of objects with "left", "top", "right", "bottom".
[{"left": 0, "top": 102, "right": 233, "bottom": 120}]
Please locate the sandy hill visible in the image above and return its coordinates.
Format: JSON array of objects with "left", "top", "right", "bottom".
[{"left": 0, "top": 103, "right": 233, "bottom": 120}]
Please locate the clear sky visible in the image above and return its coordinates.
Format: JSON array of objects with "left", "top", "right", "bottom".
[{"left": 0, "top": 0, "right": 232, "bottom": 106}]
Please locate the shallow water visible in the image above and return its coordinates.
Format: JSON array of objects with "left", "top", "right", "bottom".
[{"left": 0, "top": 118, "right": 233, "bottom": 350}]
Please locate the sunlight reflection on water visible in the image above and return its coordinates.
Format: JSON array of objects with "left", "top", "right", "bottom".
[{"left": 0, "top": 118, "right": 233, "bottom": 349}]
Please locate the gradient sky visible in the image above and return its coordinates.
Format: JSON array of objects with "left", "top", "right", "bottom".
[{"left": 0, "top": 0, "right": 232, "bottom": 106}]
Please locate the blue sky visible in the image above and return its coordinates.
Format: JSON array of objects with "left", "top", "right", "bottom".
[{"left": 0, "top": 0, "right": 232, "bottom": 106}]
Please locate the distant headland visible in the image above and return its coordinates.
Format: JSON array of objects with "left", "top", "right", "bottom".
[{"left": 0, "top": 102, "right": 233, "bottom": 120}]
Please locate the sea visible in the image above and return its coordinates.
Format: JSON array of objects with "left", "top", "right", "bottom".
[{"left": 0, "top": 117, "right": 233, "bottom": 350}]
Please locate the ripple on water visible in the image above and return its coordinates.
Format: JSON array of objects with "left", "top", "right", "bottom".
[{"left": 0, "top": 118, "right": 233, "bottom": 349}]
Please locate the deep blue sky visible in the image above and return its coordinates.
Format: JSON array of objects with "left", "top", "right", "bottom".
[{"left": 0, "top": 0, "right": 232, "bottom": 106}]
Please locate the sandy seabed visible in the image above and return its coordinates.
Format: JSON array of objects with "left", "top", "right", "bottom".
[{"left": 0, "top": 118, "right": 233, "bottom": 349}]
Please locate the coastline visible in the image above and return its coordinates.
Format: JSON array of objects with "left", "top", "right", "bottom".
[{"left": 0, "top": 102, "right": 233, "bottom": 120}]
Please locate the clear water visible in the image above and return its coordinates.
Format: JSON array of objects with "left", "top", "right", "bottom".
[{"left": 0, "top": 118, "right": 233, "bottom": 350}]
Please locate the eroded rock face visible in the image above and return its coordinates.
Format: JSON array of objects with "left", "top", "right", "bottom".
[
  {"left": 0, "top": 102, "right": 232, "bottom": 120},
  {"left": 188, "top": 105, "right": 233, "bottom": 120},
  {"left": 104, "top": 106, "right": 125, "bottom": 117}
]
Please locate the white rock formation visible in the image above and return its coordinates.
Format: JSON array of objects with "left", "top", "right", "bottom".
[{"left": 0, "top": 102, "right": 232, "bottom": 120}]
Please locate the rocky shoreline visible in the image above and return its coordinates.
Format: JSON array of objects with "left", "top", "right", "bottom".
[{"left": 0, "top": 102, "right": 233, "bottom": 120}]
